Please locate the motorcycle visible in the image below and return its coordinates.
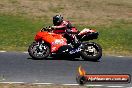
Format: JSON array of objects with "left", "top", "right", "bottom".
[{"left": 28, "top": 26, "right": 102, "bottom": 61}]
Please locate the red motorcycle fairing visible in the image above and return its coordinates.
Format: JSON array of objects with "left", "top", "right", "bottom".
[{"left": 35, "top": 31, "right": 67, "bottom": 53}]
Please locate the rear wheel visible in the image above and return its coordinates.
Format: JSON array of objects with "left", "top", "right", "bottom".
[
  {"left": 28, "top": 42, "right": 50, "bottom": 59},
  {"left": 80, "top": 42, "right": 102, "bottom": 61}
]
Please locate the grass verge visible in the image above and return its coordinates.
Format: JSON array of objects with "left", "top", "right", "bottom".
[
  {"left": 0, "top": 0, "right": 132, "bottom": 55},
  {"left": 0, "top": 14, "right": 49, "bottom": 51},
  {"left": 0, "top": 14, "right": 132, "bottom": 56}
]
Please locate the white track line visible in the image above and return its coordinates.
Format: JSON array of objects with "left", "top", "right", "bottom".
[
  {"left": 0, "top": 82, "right": 53, "bottom": 85},
  {"left": 116, "top": 56, "right": 124, "bottom": 57},
  {"left": 0, "top": 82, "right": 25, "bottom": 84},
  {"left": 107, "top": 86, "right": 124, "bottom": 87},
  {"left": 86, "top": 84, "right": 104, "bottom": 87},
  {"left": 23, "top": 52, "right": 28, "bottom": 54},
  {"left": 33, "top": 83, "right": 54, "bottom": 85},
  {"left": 62, "top": 84, "right": 79, "bottom": 86},
  {"left": 0, "top": 51, "right": 6, "bottom": 52}
]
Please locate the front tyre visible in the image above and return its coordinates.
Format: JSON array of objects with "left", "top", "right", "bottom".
[
  {"left": 28, "top": 42, "right": 50, "bottom": 59},
  {"left": 80, "top": 42, "right": 102, "bottom": 61}
]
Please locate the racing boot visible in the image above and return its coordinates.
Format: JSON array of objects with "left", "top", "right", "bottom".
[{"left": 72, "top": 35, "right": 81, "bottom": 48}]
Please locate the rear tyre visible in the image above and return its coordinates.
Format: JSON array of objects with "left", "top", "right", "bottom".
[
  {"left": 28, "top": 42, "right": 50, "bottom": 60},
  {"left": 80, "top": 42, "right": 102, "bottom": 61}
]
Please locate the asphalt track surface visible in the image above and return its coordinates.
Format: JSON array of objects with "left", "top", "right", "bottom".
[{"left": 0, "top": 52, "right": 132, "bottom": 87}]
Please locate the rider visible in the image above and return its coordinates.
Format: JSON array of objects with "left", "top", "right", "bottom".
[{"left": 51, "top": 15, "right": 79, "bottom": 47}]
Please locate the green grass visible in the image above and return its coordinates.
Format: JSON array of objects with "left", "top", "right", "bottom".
[
  {"left": 0, "top": 0, "right": 132, "bottom": 55},
  {"left": 0, "top": 14, "right": 132, "bottom": 55},
  {"left": 0, "top": 15, "right": 50, "bottom": 51},
  {"left": 93, "top": 20, "right": 132, "bottom": 55}
]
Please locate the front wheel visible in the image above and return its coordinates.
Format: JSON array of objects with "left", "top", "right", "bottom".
[
  {"left": 80, "top": 42, "right": 102, "bottom": 61},
  {"left": 28, "top": 42, "right": 50, "bottom": 59}
]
